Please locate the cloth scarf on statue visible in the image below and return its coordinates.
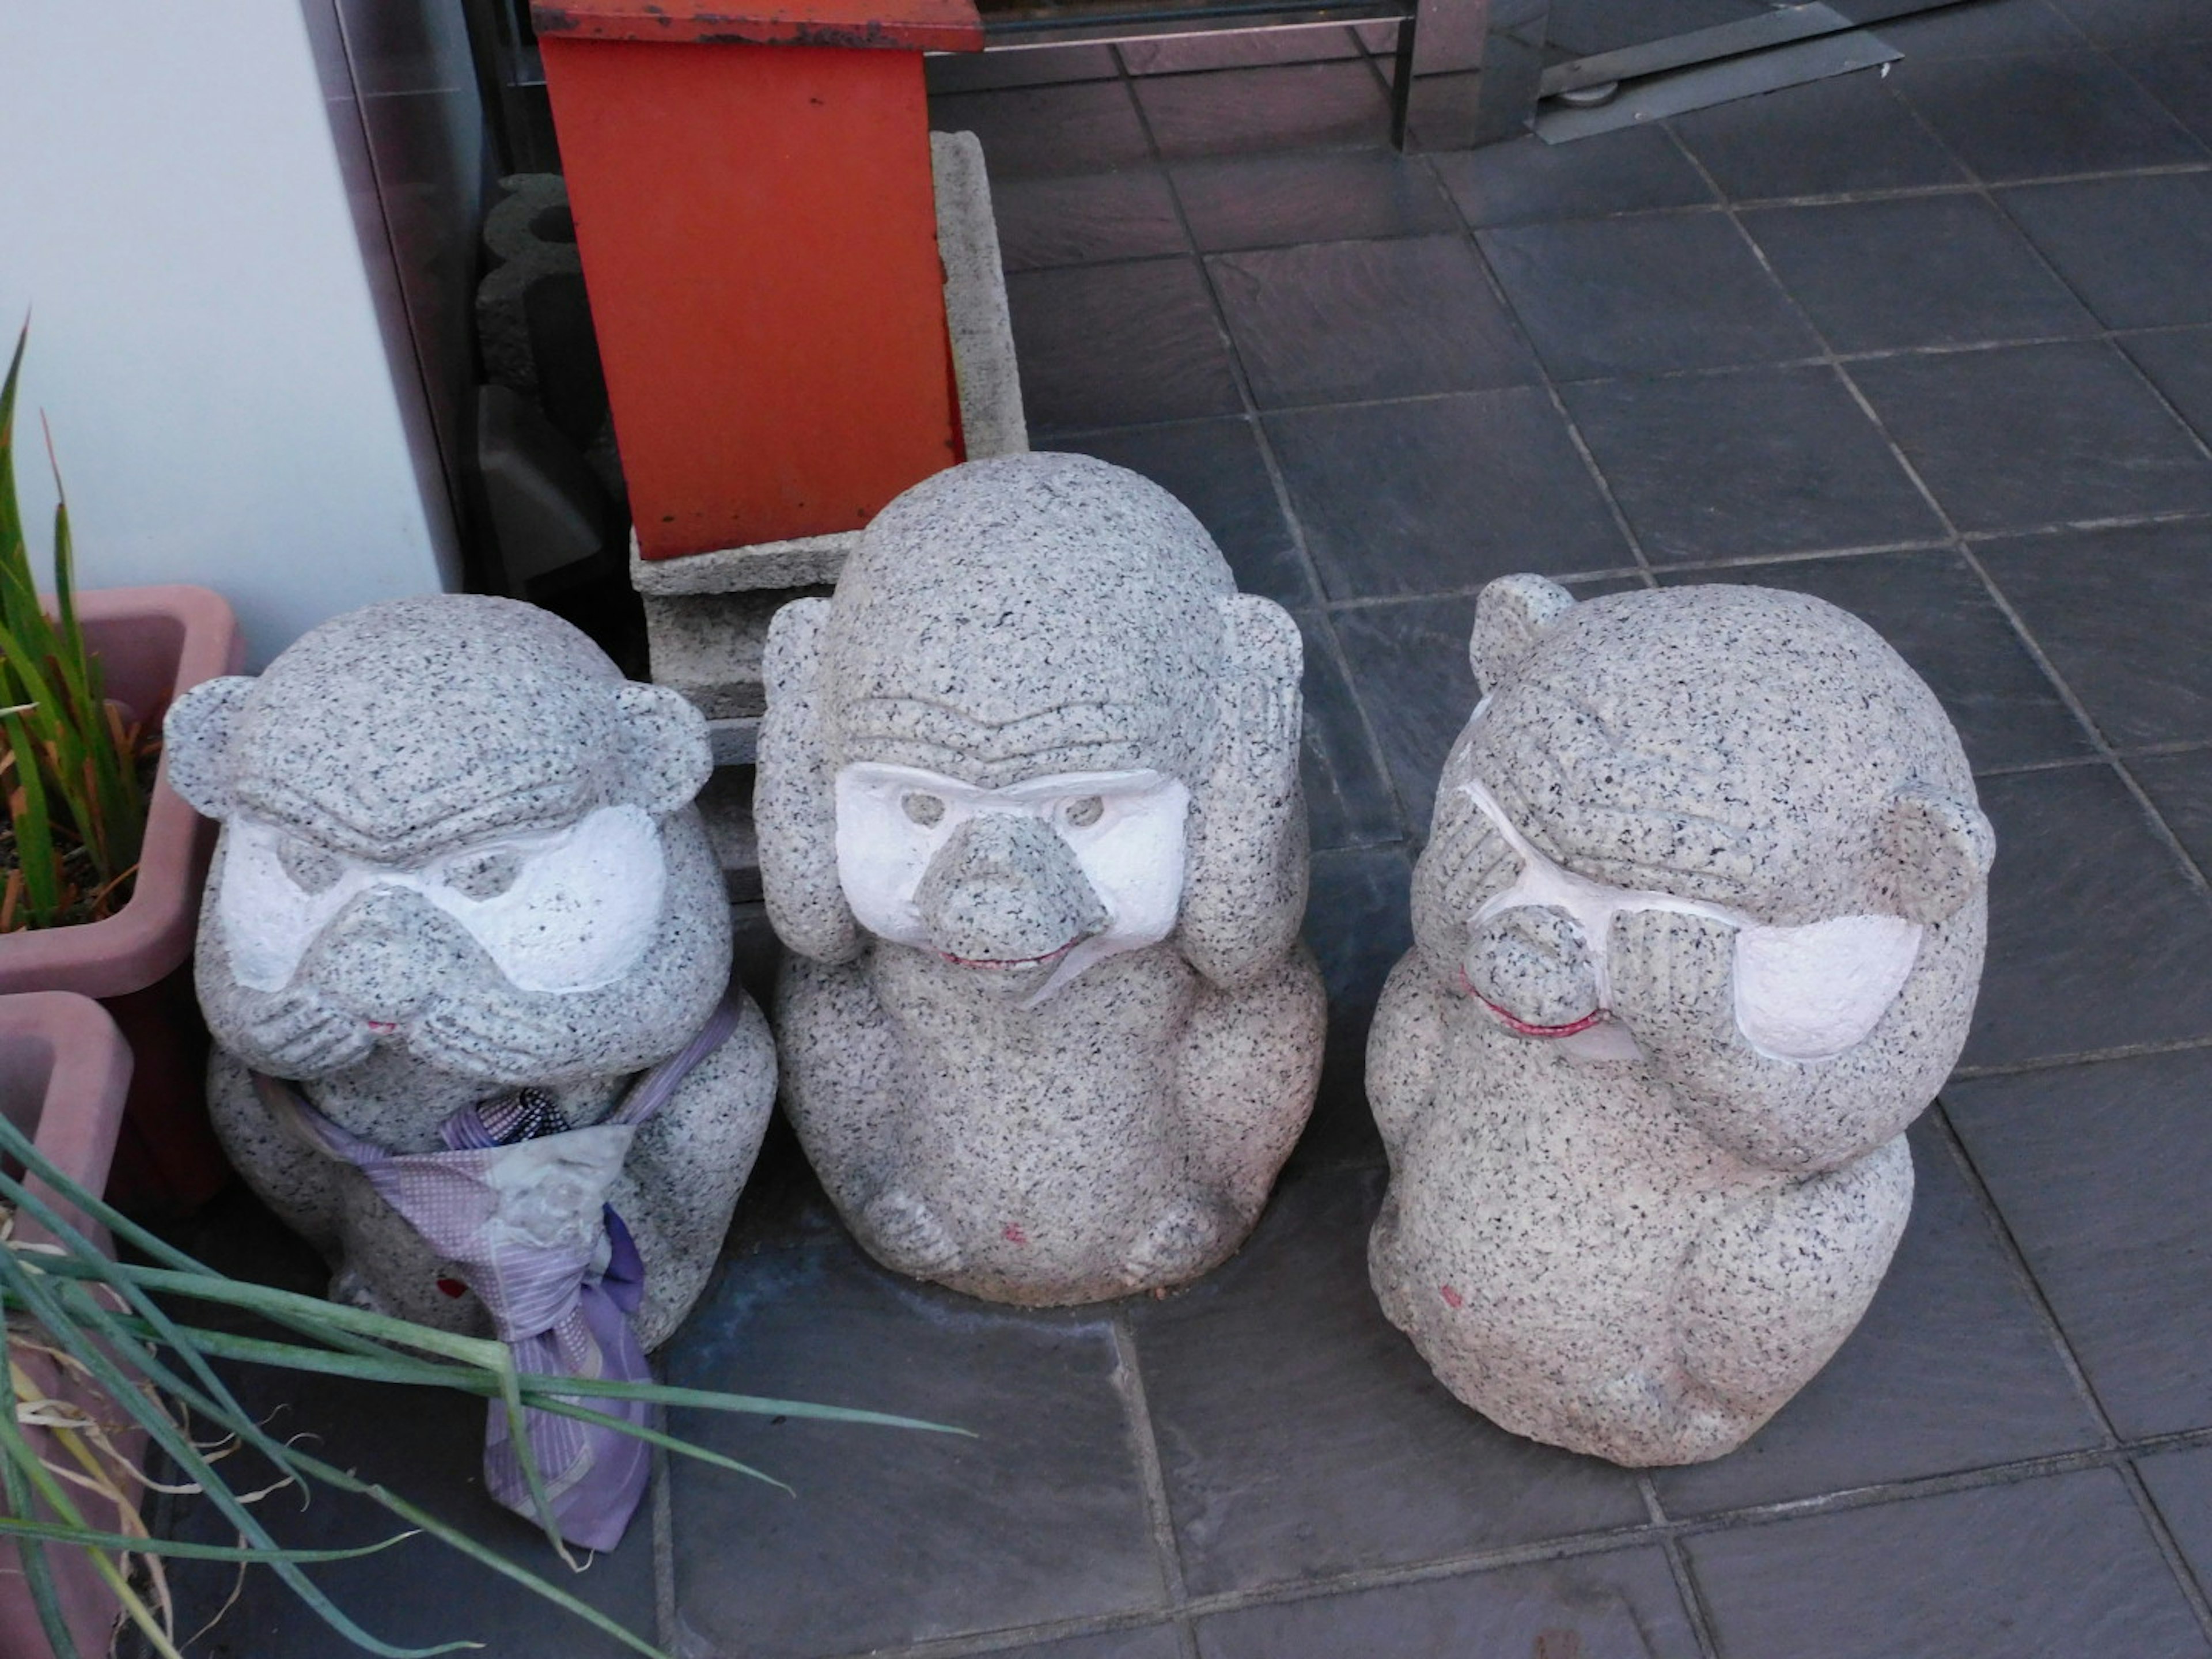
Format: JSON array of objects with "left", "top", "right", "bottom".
[{"left": 252, "top": 993, "right": 745, "bottom": 1552}]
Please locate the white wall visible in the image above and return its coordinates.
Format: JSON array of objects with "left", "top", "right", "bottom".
[{"left": 0, "top": 2, "right": 468, "bottom": 668}]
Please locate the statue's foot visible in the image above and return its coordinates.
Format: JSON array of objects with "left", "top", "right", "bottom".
[
  {"left": 1120, "top": 1195, "right": 1235, "bottom": 1290},
  {"left": 861, "top": 1189, "right": 964, "bottom": 1278}
]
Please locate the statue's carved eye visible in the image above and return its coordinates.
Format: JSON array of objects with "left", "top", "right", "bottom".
[
  {"left": 903, "top": 793, "right": 945, "bottom": 828},
  {"left": 445, "top": 848, "right": 522, "bottom": 900},
  {"left": 276, "top": 837, "right": 342, "bottom": 895},
  {"left": 1063, "top": 796, "right": 1104, "bottom": 828}
]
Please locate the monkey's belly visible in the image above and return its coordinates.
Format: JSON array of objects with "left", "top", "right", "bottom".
[
  {"left": 864, "top": 945, "right": 1214, "bottom": 1303},
  {"left": 1373, "top": 1012, "right": 1778, "bottom": 1454}
]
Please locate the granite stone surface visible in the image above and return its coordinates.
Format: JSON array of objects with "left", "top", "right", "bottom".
[
  {"left": 756, "top": 453, "right": 1325, "bottom": 1305},
  {"left": 166, "top": 594, "right": 775, "bottom": 1350},
  {"left": 1368, "top": 575, "right": 1993, "bottom": 1465}
]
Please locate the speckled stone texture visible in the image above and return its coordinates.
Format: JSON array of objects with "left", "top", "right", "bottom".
[
  {"left": 757, "top": 453, "right": 1324, "bottom": 1306},
  {"left": 1369, "top": 574, "right": 1994, "bottom": 1466},
  {"left": 164, "top": 596, "right": 774, "bottom": 1349}
]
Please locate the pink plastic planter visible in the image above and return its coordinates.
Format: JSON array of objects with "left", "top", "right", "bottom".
[
  {"left": 0, "top": 585, "right": 244, "bottom": 1211},
  {"left": 0, "top": 991, "right": 140, "bottom": 1659}
]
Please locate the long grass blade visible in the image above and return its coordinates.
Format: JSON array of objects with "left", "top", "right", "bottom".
[
  {"left": 0, "top": 1315, "right": 79, "bottom": 1659},
  {"left": 0, "top": 1515, "right": 420, "bottom": 1563}
]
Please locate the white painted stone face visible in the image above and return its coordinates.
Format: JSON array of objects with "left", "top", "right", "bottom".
[
  {"left": 1460, "top": 775, "right": 1922, "bottom": 1063},
  {"left": 832, "top": 763, "right": 1189, "bottom": 1007},
  {"left": 216, "top": 805, "right": 669, "bottom": 996}
]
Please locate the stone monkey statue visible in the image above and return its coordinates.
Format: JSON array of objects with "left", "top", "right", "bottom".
[
  {"left": 167, "top": 596, "right": 775, "bottom": 1353},
  {"left": 756, "top": 453, "right": 1325, "bottom": 1306},
  {"left": 1368, "top": 574, "right": 1993, "bottom": 1465}
]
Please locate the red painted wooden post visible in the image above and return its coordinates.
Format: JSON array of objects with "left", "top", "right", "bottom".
[{"left": 532, "top": 0, "right": 984, "bottom": 560}]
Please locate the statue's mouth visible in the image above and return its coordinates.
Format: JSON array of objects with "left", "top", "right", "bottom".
[
  {"left": 939, "top": 938, "right": 1080, "bottom": 972},
  {"left": 365, "top": 1020, "right": 399, "bottom": 1034}
]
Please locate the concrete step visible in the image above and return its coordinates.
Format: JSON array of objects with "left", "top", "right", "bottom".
[
  {"left": 643, "top": 588, "right": 813, "bottom": 721},
  {"left": 697, "top": 766, "right": 762, "bottom": 905}
]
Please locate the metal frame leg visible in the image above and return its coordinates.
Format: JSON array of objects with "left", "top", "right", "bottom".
[{"left": 1392, "top": 0, "right": 1549, "bottom": 151}]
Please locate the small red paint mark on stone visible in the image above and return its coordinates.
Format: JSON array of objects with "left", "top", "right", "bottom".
[
  {"left": 437, "top": 1277, "right": 468, "bottom": 1299},
  {"left": 1440, "top": 1284, "right": 1464, "bottom": 1309},
  {"left": 1003, "top": 1224, "right": 1028, "bottom": 1245}
]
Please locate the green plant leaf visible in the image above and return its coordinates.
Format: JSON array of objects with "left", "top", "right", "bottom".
[
  {"left": 0, "top": 1516, "right": 421, "bottom": 1564},
  {"left": 0, "top": 1315, "right": 81, "bottom": 1659}
]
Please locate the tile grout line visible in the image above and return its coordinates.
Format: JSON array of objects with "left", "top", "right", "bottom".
[
  {"left": 1109, "top": 1313, "right": 1203, "bottom": 1659},
  {"left": 1926, "top": 1103, "right": 2212, "bottom": 1643},
  {"left": 651, "top": 1433, "right": 681, "bottom": 1657},
  {"left": 1638, "top": 1475, "right": 1725, "bottom": 1659},
  {"left": 1418, "top": 145, "right": 1665, "bottom": 593},
  {"left": 1671, "top": 109, "right": 2212, "bottom": 908},
  {"left": 1123, "top": 54, "right": 1425, "bottom": 845},
  {"left": 1948, "top": 1031, "right": 2212, "bottom": 1081}
]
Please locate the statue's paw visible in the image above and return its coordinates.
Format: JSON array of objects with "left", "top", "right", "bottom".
[
  {"left": 861, "top": 1189, "right": 964, "bottom": 1278},
  {"left": 1120, "top": 1196, "right": 1236, "bottom": 1291}
]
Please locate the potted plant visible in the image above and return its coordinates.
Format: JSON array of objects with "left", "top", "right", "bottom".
[
  {"left": 0, "top": 1020, "right": 957, "bottom": 1659},
  {"left": 0, "top": 991, "right": 140, "bottom": 1659},
  {"left": 0, "top": 324, "right": 243, "bottom": 1211}
]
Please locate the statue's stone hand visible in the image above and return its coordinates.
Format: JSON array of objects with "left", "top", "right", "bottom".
[
  {"left": 861, "top": 1188, "right": 964, "bottom": 1278},
  {"left": 229, "top": 986, "right": 377, "bottom": 1078}
]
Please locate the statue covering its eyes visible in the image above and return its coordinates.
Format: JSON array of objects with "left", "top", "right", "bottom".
[
  {"left": 165, "top": 595, "right": 775, "bottom": 1548},
  {"left": 756, "top": 452, "right": 1326, "bottom": 1306},
  {"left": 1368, "top": 574, "right": 1994, "bottom": 1467}
]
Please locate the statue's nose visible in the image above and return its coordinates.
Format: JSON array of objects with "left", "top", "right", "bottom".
[
  {"left": 914, "top": 813, "right": 1108, "bottom": 964},
  {"left": 303, "top": 884, "right": 478, "bottom": 1024},
  {"left": 1464, "top": 904, "right": 1601, "bottom": 1031}
]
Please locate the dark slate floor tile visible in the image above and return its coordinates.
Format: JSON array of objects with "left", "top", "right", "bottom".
[
  {"left": 2001, "top": 173, "right": 2212, "bottom": 331},
  {"left": 2115, "top": 41, "right": 2212, "bottom": 146},
  {"left": 1847, "top": 340, "right": 2212, "bottom": 533},
  {"left": 1889, "top": 51, "right": 2206, "bottom": 182},
  {"left": 1479, "top": 211, "right": 1822, "bottom": 380},
  {"left": 930, "top": 81, "right": 1155, "bottom": 179},
  {"left": 1131, "top": 1164, "right": 1650, "bottom": 1596},
  {"left": 1687, "top": 1471, "right": 2212, "bottom": 1659},
  {"left": 1267, "top": 391, "right": 1628, "bottom": 600},
  {"left": 1007, "top": 259, "right": 1243, "bottom": 433},
  {"left": 1209, "top": 236, "right": 1539, "bottom": 408},
  {"left": 662, "top": 1236, "right": 1164, "bottom": 1657},
  {"left": 1299, "top": 843, "right": 1415, "bottom": 1166},
  {"left": 1652, "top": 1118, "right": 2100, "bottom": 1518},
  {"left": 1296, "top": 613, "right": 1404, "bottom": 852},
  {"left": 1134, "top": 61, "right": 1394, "bottom": 160},
  {"left": 2049, "top": 0, "right": 2212, "bottom": 44},
  {"left": 991, "top": 1626, "right": 1189, "bottom": 1659},
  {"left": 926, "top": 44, "right": 1120, "bottom": 93},
  {"left": 1171, "top": 150, "right": 1457, "bottom": 251},
  {"left": 1744, "top": 194, "right": 2094, "bottom": 353},
  {"left": 1869, "top": 0, "right": 2089, "bottom": 58},
  {"left": 2139, "top": 1446, "right": 2212, "bottom": 1589},
  {"left": 1118, "top": 25, "right": 1362, "bottom": 73},
  {"left": 2120, "top": 324, "right": 2212, "bottom": 442},
  {"left": 1053, "top": 419, "right": 1315, "bottom": 607},
  {"left": 991, "top": 169, "right": 1189, "bottom": 272},
  {"left": 1979, "top": 520, "right": 2212, "bottom": 751},
  {"left": 1668, "top": 71, "right": 1968, "bottom": 202},
  {"left": 2130, "top": 748, "right": 2212, "bottom": 874},
  {"left": 1565, "top": 364, "right": 1944, "bottom": 562},
  {"left": 1329, "top": 577, "right": 1647, "bottom": 832},
  {"left": 1194, "top": 1548, "right": 1703, "bottom": 1659},
  {"left": 1428, "top": 126, "right": 1715, "bottom": 229},
  {"left": 1949, "top": 1046, "right": 2212, "bottom": 1438},
  {"left": 1657, "top": 549, "right": 2092, "bottom": 772},
  {"left": 165, "top": 1363, "right": 658, "bottom": 1659},
  {"left": 1961, "top": 764, "right": 2212, "bottom": 1067},
  {"left": 1330, "top": 591, "right": 1482, "bottom": 835}
]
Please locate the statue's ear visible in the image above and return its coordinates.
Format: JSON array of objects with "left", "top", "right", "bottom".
[
  {"left": 1874, "top": 784, "right": 1995, "bottom": 925},
  {"left": 614, "top": 681, "right": 713, "bottom": 815},
  {"left": 161, "top": 676, "right": 257, "bottom": 819},
  {"left": 756, "top": 598, "right": 863, "bottom": 964},
  {"left": 1469, "top": 574, "right": 1576, "bottom": 695}
]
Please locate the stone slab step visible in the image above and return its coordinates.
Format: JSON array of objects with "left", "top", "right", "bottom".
[{"left": 698, "top": 766, "right": 761, "bottom": 904}]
